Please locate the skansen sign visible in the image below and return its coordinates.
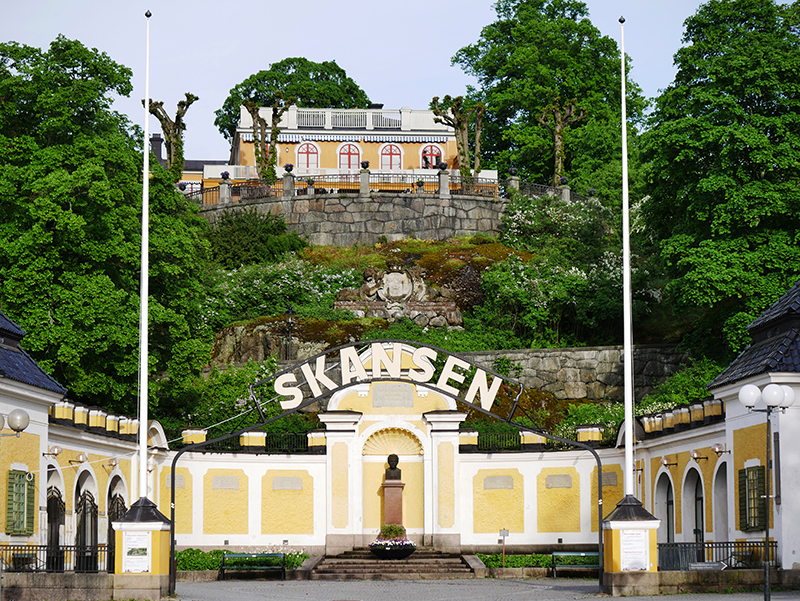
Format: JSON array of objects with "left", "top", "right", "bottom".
[{"left": 253, "top": 340, "right": 523, "bottom": 413}]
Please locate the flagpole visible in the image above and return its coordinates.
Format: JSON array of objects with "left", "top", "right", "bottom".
[
  {"left": 138, "top": 9, "right": 152, "bottom": 501},
  {"left": 619, "top": 16, "right": 635, "bottom": 496}
]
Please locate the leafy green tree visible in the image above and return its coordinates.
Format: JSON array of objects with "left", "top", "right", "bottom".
[
  {"left": 452, "top": 0, "right": 645, "bottom": 191},
  {"left": 0, "top": 37, "right": 210, "bottom": 413},
  {"left": 214, "top": 57, "right": 370, "bottom": 143},
  {"left": 642, "top": 0, "right": 800, "bottom": 359}
]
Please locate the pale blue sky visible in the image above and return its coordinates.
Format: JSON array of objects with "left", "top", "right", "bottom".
[{"left": 7, "top": 0, "right": 704, "bottom": 159}]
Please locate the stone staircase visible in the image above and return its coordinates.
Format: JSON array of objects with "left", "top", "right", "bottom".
[{"left": 310, "top": 548, "right": 475, "bottom": 580}]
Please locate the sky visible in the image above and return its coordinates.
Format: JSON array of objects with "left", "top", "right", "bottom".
[{"left": 7, "top": 0, "right": 704, "bottom": 161}]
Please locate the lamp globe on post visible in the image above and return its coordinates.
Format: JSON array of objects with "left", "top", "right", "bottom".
[
  {"left": 0, "top": 408, "right": 30, "bottom": 600},
  {"left": 738, "top": 384, "right": 761, "bottom": 408}
]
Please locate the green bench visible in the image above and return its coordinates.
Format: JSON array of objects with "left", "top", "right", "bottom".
[
  {"left": 221, "top": 552, "right": 285, "bottom": 580},
  {"left": 552, "top": 551, "right": 599, "bottom": 578}
]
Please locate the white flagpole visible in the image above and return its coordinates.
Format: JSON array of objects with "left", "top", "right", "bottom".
[
  {"left": 138, "top": 9, "right": 152, "bottom": 500},
  {"left": 619, "top": 16, "right": 635, "bottom": 496}
]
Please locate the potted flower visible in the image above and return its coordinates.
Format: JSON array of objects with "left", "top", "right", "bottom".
[
  {"left": 416, "top": 179, "right": 425, "bottom": 190},
  {"left": 220, "top": 171, "right": 230, "bottom": 180},
  {"left": 559, "top": 176, "right": 568, "bottom": 185},
  {"left": 369, "top": 524, "right": 416, "bottom": 560},
  {"left": 307, "top": 177, "right": 315, "bottom": 186},
  {"left": 588, "top": 188, "right": 596, "bottom": 196},
  {"left": 435, "top": 161, "right": 448, "bottom": 171},
  {"left": 361, "top": 160, "right": 370, "bottom": 170},
  {"left": 284, "top": 163, "right": 294, "bottom": 173}
]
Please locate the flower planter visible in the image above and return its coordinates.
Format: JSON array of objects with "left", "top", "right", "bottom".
[{"left": 370, "top": 546, "right": 416, "bottom": 560}]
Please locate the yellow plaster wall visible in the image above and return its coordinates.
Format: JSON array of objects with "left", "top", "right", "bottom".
[
  {"left": 331, "top": 442, "right": 349, "bottom": 529},
  {"left": 362, "top": 460, "right": 423, "bottom": 529},
  {"left": 437, "top": 442, "right": 455, "bottom": 528},
  {"left": 473, "top": 468, "right": 524, "bottom": 533},
  {"left": 591, "top": 464, "right": 624, "bottom": 531},
  {"left": 261, "top": 470, "right": 313, "bottom": 534},
  {"left": 734, "top": 423, "right": 771, "bottom": 529},
  {"left": 159, "top": 468, "right": 193, "bottom": 534},
  {"left": 1, "top": 431, "right": 40, "bottom": 533},
  {"left": 537, "top": 467, "right": 580, "bottom": 533},
  {"left": 203, "top": 469, "right": 248, "bottom": 535}
]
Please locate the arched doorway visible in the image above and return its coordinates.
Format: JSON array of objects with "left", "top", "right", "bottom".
[
  {"left": 655, "top": 473, "right": 674, "bottom": 544},
  {"left": 683, "top": 468, "right": 704, "bottom": 545},
  {"left": 713, "top": 464, "right": 728, "bottom": 541},
  {"left": 107, "top": 489, "right": 127, "bottom": 574},
  {"left": 46, "top": 486, "right": 65, "bottom": 571},
  {"left": 75, "top": 490, "right": 98, "bottom": 572}
]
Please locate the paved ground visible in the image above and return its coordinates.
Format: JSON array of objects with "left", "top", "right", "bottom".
[{"left": 175, "top": 578, "right": 799, "bottom": 601}]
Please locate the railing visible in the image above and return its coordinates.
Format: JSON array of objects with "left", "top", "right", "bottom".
[
  {"left": 451, "top": 175, "right": 500, "bottom": 199},
  {"left": 297, "top": 109, "right": 326, "bottom": 128},
  {"left": 372, "top": 111, "right": 401, "bottom": 129},
  {"left": 477, "top": 431, "right": 522, "bottom": 452},
  {"left": 657, "top": 541, "right": 777, "bottom": 571},
  {"left": 0, "top": 545, "right": 110, "bottom": 573},
  {"left": 332, "top": 110, "right": 366, "bottom": 129},
  {"left": 175, "top": 433, "right": 310, "bottom": 454}
]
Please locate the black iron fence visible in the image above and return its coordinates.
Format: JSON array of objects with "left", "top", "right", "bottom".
[
  {"left": 174, "top": 432, "right": 310, "bottom": 454},
  {"left": 0, "top": 545, "right": 110, "bottom": 573},
  {"left": 450, "top": 175, "right": 500, "bottom": 198},
  {"left": 657, "top": 540, "right": 777, "bottom": 571},
  {"left": 477, "top": 431, "right": 522, "bottom": 452}
]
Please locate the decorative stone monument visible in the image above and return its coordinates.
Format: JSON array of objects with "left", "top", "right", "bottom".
[
  {"left": 382, "top": 454, "right": 404, "bottom": 526},
  {"left": 335, "top": 266, "right": 462, "bottom": 327}
]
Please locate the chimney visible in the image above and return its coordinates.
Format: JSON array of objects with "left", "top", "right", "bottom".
[{"left": 150, "top": 133, "right": 164, "bottom": 164}]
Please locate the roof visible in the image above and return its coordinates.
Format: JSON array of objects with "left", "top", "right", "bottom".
[
  {"left": 0, "top": 310, "right": 67, "bottom": 395},
  {"left": 709, "top": 279, "right": 800, "bottom": 390}
]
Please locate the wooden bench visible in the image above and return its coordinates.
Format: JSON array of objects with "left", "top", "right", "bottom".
[
  {"left": 552, "top": 551, "right": 599, "bottom": 578},
  {"left": 221, "top": 552, "right": 285, "bottom": 580}
]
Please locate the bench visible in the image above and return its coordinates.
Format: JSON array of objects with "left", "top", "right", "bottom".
[
  {"left": 552, "top": 551, "right": 600, "bottom": 578},
  {"left": 221, "top": 552, "right": 285, "bottom": 580}
]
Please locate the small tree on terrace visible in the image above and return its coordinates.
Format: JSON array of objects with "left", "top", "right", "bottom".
[
  {"left": 431, "top": 95, "right": 485, "bottom": 182},
  {"left": 243, "top": 92, "right": 295, "bottom": 183}
]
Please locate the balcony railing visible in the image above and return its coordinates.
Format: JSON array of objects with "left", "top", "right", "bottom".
[
  {"left": 0, "top": 545, "right": 110, "bottom": 573},
  {"left": 657, "top": 541, "right": 777, "bottom": 571},
  {"left": 477, "top": 431, "right": 522, "bottom": 452}
]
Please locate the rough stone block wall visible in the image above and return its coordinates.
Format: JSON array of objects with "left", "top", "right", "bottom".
[{"left": 198, "top": 192, "right": 508, "bottom": 246}]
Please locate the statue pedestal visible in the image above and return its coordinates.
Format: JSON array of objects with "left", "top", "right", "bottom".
[{"left": 382, "top": 481, "right": 405, "bottom": 526}]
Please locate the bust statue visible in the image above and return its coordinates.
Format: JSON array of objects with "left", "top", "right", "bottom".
[{"left": 385, "top": 453, "right": 401, "bottom": 481}]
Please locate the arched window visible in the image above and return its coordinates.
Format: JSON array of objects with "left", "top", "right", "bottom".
[
  {"left": 380, "top": 144, "right": 402, "bottom": 170},
  {"left": 297, "top": 143, "right": 319, "bottom": 171},
  {"left": 421, "top": 145, "right": 442, "bottom": 169},
  {"left": 46, "top": 487, "right": 65, "bottom": 571},
  {"left": 338, "top": 144, "right": 360, "bottom": 170},
  {"left": 107, "top": 491, "right": 127, "bottom": 574}
]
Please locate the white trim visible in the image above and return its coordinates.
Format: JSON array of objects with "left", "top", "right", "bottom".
[{"left": 603, "top": 520, "right": 661, "bottom": 530}]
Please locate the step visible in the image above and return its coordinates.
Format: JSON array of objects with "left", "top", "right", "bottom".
[{"left": 310, "top": 548, "right": 475, "bottom": 580}]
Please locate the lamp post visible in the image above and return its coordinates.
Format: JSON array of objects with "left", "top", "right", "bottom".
[
  {"left": 738, "top": 383, "right": 796, "bottom": 601},
  {"left": 0, "top": 409, "right": 31, "bottom": 601}
]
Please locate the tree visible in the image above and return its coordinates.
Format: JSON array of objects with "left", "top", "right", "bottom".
[
  {"left": 242, "top": 93, "right": 294, "bottom": 183},
  {"left": 0, "top": 37, "right": 210, "bottom": 412},
  {"left": 452, "top": 0, "right": 645, "bottom": 190},
  {"left": 214, "top": 57, "right": 370, "bottom": 143},
  {"left": 431, "top": 95, "right": 485, "bottom": 180},
  {"left": 146, "top": 92, "right": 199, "bottom": 182},
  {"left": 642, "top": 0, "right": 800, "bottom": 359}
]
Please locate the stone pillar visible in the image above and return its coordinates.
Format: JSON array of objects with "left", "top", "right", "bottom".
[
  {"left": 360, "top": 169, "right": 370, "bottom": 197},
  {"left": 427, "top": 411, "right": 467, "bottom": 552},
  {"left": 438, "top": 170, "right": 450, "bottom": 199},
  {"left": 318, "top": 411, "right": 361, "bottom": 554},
  {"left": 219, "top": 179, "right": 231, "bottom": 204},
  {"left": 382, "top": 481, "right": 405, "bottom": 526},
  {"left": 559, "top": 185, "right": 571, "bottom": 202},
  {"left": 506, "top": 175, "right": 520, "bottom": 192},
  {"left": 282, "top": 172, "right": 294, "bottom": 198}
]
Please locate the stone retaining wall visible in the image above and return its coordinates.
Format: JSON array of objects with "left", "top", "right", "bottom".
[{"left": 198, "top": 192, "right": 508, "bottom": 246}]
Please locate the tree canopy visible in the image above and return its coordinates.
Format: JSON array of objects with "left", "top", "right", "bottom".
[
  {"left": 642, "top": 0, "right": 800, "bottom": 359},
  {"left": 0, "top": 37, "right": 210, "bottom": 413},
  {"left": 214, "top": 57, "right": 370, "bottom": 142},
  {"left": 452, "top": 0, "right": 645, "bottom": 196}
]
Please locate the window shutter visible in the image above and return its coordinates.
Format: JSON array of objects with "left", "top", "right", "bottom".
[
  {"left": 26, "top": 473, "right": 35, "bottom": 535},
  {"left": 5, "top": 471, "right": 14, "bottom": 535},
  {"left": 756, "top": 465, "right": 766, "bottom": 530},
  {"left": 738, "top": 468, "right": 747, "bottom": 531}
]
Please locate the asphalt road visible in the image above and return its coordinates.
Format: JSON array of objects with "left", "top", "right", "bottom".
[{"left": 175, "top": 578, "right": 798, "bottom": 601}]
